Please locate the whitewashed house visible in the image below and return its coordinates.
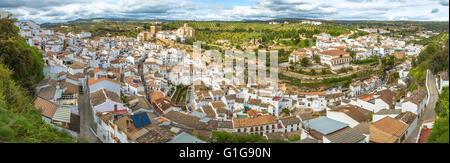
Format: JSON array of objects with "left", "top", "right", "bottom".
[
  {"left": 278, "top": 116, "right": 302, "bottom": 133},
  {"left": 326, "top": 105, "right": 370, "bottom": 128},
  {"left": 401, "top": 89, "right": 427, "bottom": 117}
]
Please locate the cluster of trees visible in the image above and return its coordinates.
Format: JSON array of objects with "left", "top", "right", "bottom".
[
  {"left": 338, "top": 67, "right": 353, "bottom": 73},
  {"left": 349, "top": 31, "right": 369, "bottom": 39},
  {"left": 163, "top": 21, "right": 349, "bottom": 49},
  {"left": 381, "top": 55, "right": 396, "bottom": 70},
  {"left": 313, "top": 55, "right": 320, "bottom": 64},
  {"left": 428, "top": 87, "right": 449, "bottom": 143},
  {"left": 353, "top": 56, "right": 378, "bottom": 65},
  {"left": 292, "top": 68, "right": 332, "bottom": 76},
  {"left": 428, "top": 39, "right": 449, "bottom": 74},
  {"left": 409, "top": 34, "right": 449, "bottom": 92},
  {"left": 416, "top": 34, "right": 449, "bottom": 71},
  {"left": 301, "top": 58, "right": 310, "bottom": 67},
  {"left": 51, "top": 21, "right": 145, "bottom": 38},
  {"left": 172, "top": 85, "right": 189, "bottom": 104},
  {"left": 0, "top": 17, "right": 77, "bottom": 143},
  {"left": 110, "top": 28, "right": 144, "bottom": 38},
  {"left": 279, "top": 71, "right": 367, "bottom": 88},
  {"left": 0, "top": 16, "right": 44, "bottom": 96},
  {"left": 0, "top": 64, "right": 77, "bottom": 142},
  {"left": 326, "top": 28, "right": 348, "bottom": 37}
]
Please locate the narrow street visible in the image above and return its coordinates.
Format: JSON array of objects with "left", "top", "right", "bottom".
[
  {"left": 404, "top": 70, "right": 438, "bottom": 143},
  {"left": 78, "top": 79, "right": 100, "bottom": 143},
  {"left": 137, "top": 59, "right": 149, "bottom": 101}
]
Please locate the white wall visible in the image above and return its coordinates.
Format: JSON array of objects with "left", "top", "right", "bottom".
[
  {"left": 372, "top": 114, "right": 398, "bottom": 122},
  {"left": 405, "top": 117, "right": 418, "bottom": 140},
  {"left": 89, "top": 80, "right": 121, "bottom": 96},
  {"left": 350, "top": 99, "right": 383, "bottom": 113},
  {"left": 402, "top": 102, "right": 419, "bottom": 115},
  {"left": 93, "top": 100, "right": 128, "bottom": 113},
  {"left": 326, "top": 111, "right": 359, "bottom": 128}
]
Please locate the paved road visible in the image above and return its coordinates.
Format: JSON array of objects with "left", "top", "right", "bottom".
[
  {"left": 405, "top": 70, "right": 438, "bottom": 143},
  {"left": 78, "top": 79, "right": 100, "bottom": 143}
]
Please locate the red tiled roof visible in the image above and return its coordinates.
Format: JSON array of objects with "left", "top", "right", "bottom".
[
  {"left": 299, "top": 92, "right": 324, "bottom": 96},
  {"left": 149, "top": 91, "right": 165, "bottom": 103},
  {"left": 113, "top": 110, "right": 128, "bottom": 115},
  {"left": 88, "top": 77, "right": 121, "bottom": 86},
  {"left": 359, "top": 93, "right": 375, "bottom": 102},
  {"left": 233, "top": 115, "right": 277, "bottom": 128},
  {"left": 320, "top": 50, "right": 348, "bottom": 56},
  {"left": 418, "top": 128, "right": 432, "bottom": 143},
  {"left": 33, "top": 97, "right": 57, "bottom": 119}
]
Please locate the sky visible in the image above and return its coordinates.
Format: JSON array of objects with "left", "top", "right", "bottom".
[{"left": 0, "top": 0, "right": 448, "bottom": 23}]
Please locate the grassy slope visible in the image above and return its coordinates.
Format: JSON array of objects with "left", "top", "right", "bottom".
[
  {"left": 428, "top": 87, "right": 449, "bottom": 143},
  {"left": 0, "top": 65, "right": 77, "bottom": 143}
]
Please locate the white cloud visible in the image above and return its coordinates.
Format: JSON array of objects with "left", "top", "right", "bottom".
[{"left": 0, "top": 0, "right": 448, "bottom": 23}]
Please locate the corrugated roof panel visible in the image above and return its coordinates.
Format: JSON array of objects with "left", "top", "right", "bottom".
[{"left": 52, "top": 107, "right": 71, "bottom": 123}]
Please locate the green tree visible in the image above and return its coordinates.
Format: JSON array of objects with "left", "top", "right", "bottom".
[
  {"left": 279, "top": 49, "right": 285, "bottom": 57},
  {"left": 311, "top": 69, "right": 316, "bottom": 75},
  {"left": 282, "top": 108, "right": 290, "bottom": 114},
  {"left": 394, "top": 72, "right": 400, "bottom": 79},
  {"left": 412, "top": 57, "right": 417, "bottom": 68},
  {"left": 0, "top": 64, "right": 77, "bottom": 143},
  {"left": 313, "top": 55, "right": 320, "bottom": 64},
  {"left": 428, "top": 87, "right": 449, "bottom": 143},
  {"left": 0, "top": 16, "right": 44, "bottom": 96},
  {"left": 301, "top": 58, "right": 310, "bottom": 67}
]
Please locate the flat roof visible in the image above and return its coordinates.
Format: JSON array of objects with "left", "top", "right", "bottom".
[{"left": 305, "top": 117, "right": 349, "bottom": 135}]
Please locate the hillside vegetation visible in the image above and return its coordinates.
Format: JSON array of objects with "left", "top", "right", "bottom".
[
  {"left": 0, "top": 64, "right": 76, "bottom": 143},
  {"left": 408, "top": 33, "right": 449, "bottom": 92},
  {"left": 163, "top": 21, "right": 350, "bottom": 47},
  {"left": 43, "top": 19, "right": 147, "bottom": 38},
  {"left": 404, "top": 32, "right": 449, "bottom": 143},
  {"left": 0, "top": 16, "right": 77, "bottom": 143},
  {"left": 0, "top": 17, "right": 44, "bottom": 96},
  {"left": 428, "top": 86, "right": 449, "bottom": 143}
]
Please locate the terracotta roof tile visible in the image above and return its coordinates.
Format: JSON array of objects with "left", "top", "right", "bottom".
[
  {"left": 320, "top": 50, "right": 349, "bottom": 57},
  {"left": 233, "top": 115, "right": 277, "bottom": 128},
  {"left": 280, "top": 116, "right": 301, "bottom": 126},
  {"left": 370, "top": 116, "right": 408, "bottom": 143},
  {"left": 330, "top": 105, "right": 370, "bottom": 123},
  {"left": 33, "top": 97, "right": 57, "bottom": 118},
  {"left": 88, "top": 77, "right": 121, "bottom": 87},
  {"left": 376, "top": 89, "right": 395, "bottom": 106},
  {"left": 404, "top": 89, "right": 427, "bottom": 105},
  {"left": 38, "top": 86, "right": 56, "bottom": 100},
  {"left": 202, "top": 105, "right": 217, "bottom": 119}
]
